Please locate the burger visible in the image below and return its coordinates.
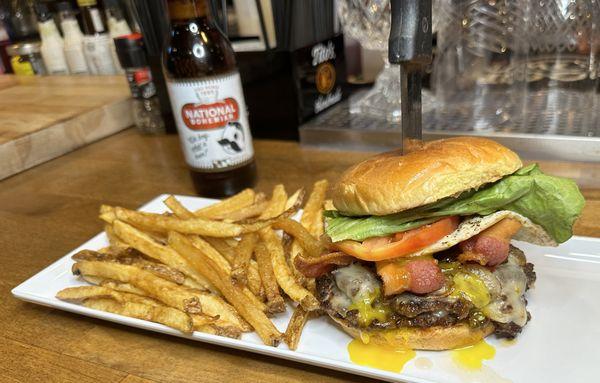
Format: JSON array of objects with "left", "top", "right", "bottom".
[{"left": 298, "top": 137, "right": 585, "bottom": 350}]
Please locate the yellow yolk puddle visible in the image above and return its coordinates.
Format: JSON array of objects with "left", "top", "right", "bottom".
[
  {"left": 451, "top": 340, "right": 496, "bottom": 370},
  {"left": 347, "top": 339, "right": 416, "bottom": 373},
  {"left": 500, "top": 338, "right": 517, "bottom": 347}
]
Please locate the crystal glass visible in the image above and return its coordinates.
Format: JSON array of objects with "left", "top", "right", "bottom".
[
  {"left": 337, "top": 0, "right": 434, "bottom": 122},
  {"left": 432, "top": 0, "right": 529, "bottom": 131},
  {"left": 524, "top": 0, "right": 600, "bottom": 136}
]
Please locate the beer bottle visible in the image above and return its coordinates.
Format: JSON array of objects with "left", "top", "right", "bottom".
[{"left": 163, "top": 0, "right": 257, "bottom": 197}]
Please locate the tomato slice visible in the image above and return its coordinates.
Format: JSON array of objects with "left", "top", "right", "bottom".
[{"left": 333, "top": 216, "right": 460, "bottom": 261}]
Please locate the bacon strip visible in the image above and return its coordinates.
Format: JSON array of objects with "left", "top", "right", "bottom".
[
  {"left": 377, "top": 259, "right": 445, "bottom": 296},
  {"left": 459, "top": 218, "right": 523, "bottom": 266},
  {"left": 294, "top": 252, "right": 354, "bottom": 278}
]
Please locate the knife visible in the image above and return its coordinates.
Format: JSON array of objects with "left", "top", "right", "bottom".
[{"left": 388, "top": 0, "right": 432, "bottom": 152}]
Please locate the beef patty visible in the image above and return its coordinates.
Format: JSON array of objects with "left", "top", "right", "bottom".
[{"left": 316, "top": 245, "right": 536, "bottom": 337}]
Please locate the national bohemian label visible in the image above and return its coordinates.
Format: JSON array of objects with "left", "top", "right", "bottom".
[{"left": 166, "top": 72, "right": 254, "bottom": 171}]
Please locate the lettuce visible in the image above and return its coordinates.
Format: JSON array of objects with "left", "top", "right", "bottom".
[{"left": 325, "top": 164, "right": 585, "bottom": 243}]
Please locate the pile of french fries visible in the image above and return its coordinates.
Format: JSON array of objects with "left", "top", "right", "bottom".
[{"left": 56, "top": 181, "right": 329, "bottom": 349}]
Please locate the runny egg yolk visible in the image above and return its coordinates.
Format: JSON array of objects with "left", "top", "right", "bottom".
[
  {"left": 347, "top": 289, "right": 389, "bottom": 327},
  {"left": 451, "top": 340, "right": 496, "bottom": 370},
  {"left": 450, "top": 272, "right": 491, "bottom": 309},
  {"left": 347, "top": 339, "right": 416, "bottom": 373}
]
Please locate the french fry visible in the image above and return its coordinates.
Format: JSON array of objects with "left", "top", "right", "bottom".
[
  {"left": 73, "top": 248, "right": 187, "bottom": 285},
  {"left": 300, "top": 180, "right": 328, "bottom": 237},
  {"left": 259, "top": 184, "right": 288, "bottom": 219},
  {"left": 57, "top": 286, "right": 122, "bottom": 303},
  {"left": 57, "top": 285, "right": 203, "bottom": 334},
  {"left": 202, "top": 237, "right": 236, "bottom": 264},
  {"left": 259, "top": 228, "right": 319, "bottom": 311},
  {"left": 194, "top": 188, "right": 255, "bottom": 218},
  {"left": 164, "top": 195, "right": 196, "bottom": 219},
  {"left": 188, "top": 236, "right": 267, "bottom": 313},
  {"left": 231, "top": 233, "right": 258, "bottom": 286},
  {"left": 254, "top": 241, "right": 286, "bottom": 314},
  {"left": 105, "top": 224, "right": 127, "bottom": 248},
  {"left": 323, "top": 199, "right": 336, "bottom": 211},
  {"left": 285, "top": 188, "right": 305, "bottom": 211},
  {"left": 72, "top": 260, "right": 249, "bottom": 332},
  {"left": 100, "top": 280, "right": 146, "bottom": 295},
  {"left": 246, "top": 260, "right": 264, "bottom": 300},
  {"left": 83, "top": 298, "right": 194, "bottom": 333},
  {"left": 114, "top": 206, "right": 273, "bottom": 237},
  {"left": 216, "top": 201, "right": 269, "bottom": 221},
  {"left": 291, "top": 180, "right": 328, "bottom": 291},
  {"left": 284, "top": 306, "right": 310, "bottom": 350},
  {"left": 168, "top": 232, "right": 281, "bottom": 346},
  {"left": 72, "top": 261, "right": 203, "bottom": 313},
  {"left": 272, "top": 218, "right": 323, "bottom": 258},
  {"left": 112, "top": 220, "right": 213, "bottom": 291}
]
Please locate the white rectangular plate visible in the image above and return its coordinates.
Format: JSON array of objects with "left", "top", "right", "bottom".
[{"left": 12, "top": 195, "right": 600, "bottom": 383}]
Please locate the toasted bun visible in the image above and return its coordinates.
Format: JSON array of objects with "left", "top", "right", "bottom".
[
  {"left": 331, "top": 315, "right": 495, "bottom": 351},
  {"left": 332, "top": 137, "right": 522, "bottom": 216}
]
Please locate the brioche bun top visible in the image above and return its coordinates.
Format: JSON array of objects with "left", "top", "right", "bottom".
[{"left": 332, "top": 137, "right": 522, "bottom": 216}]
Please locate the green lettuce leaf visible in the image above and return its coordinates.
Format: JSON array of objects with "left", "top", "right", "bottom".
[{"left": 325, "top": 164, "right": 585, "bottom": 243}]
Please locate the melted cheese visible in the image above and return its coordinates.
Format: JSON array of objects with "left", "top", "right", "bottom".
[
  {"left": 450, "top": 272, "right": 491, "bottom": 309},
  {"left": 333, "top": 263, "right": 388, "bottom": 326},
  {"left": 483, "top": 264, "right": 528, "bottom": 326},
  {"left": 347, "top": 289, "right": 389, "bottom": 326}
]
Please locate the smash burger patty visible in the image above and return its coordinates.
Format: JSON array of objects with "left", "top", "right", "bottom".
[
  {"left": 300, "top": 137, "right": 584, "bottom": 350},
  {"left": 316, "top": 246, "right": 536, "bottom": 338}
]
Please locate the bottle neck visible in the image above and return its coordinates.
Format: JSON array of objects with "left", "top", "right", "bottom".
[
  {"left": 167, "top": 0, "right": 210, "bottom": 21},
  {"left": 61, "top": 19, "right": 83, "bottom": 38},
  {"left": 38, "top": 19, "right": 60, "bottom": 38}
]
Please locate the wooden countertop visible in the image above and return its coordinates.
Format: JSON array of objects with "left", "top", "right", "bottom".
[
  {"left": 1, "top": 130, "right": 599, "bottom": 382},
  {"left": 0, "top": 75, "right": 132, "bottom": 180}
]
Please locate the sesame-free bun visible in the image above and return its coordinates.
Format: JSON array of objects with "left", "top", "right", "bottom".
[
  {"left": 332, "top": 315, "right": 495, "bottom": 351},
  {"left": 332, "top": 137, "right": 522, "bottom": 216}
]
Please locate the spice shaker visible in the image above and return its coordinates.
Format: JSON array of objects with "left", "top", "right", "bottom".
[{"left": 114, "top": 33, "right": 165, "bottom": 134}]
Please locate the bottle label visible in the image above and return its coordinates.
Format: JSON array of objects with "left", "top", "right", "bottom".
[
  {"left": 167, "top": 72, "right": 254, "bottom": 171},
  {"left": 10, "top": 56, "right": 34, "bottom": 76},
  {"left": 82, "top": 35, "right": 116, "bottom": 75},
  {"left": 126, "top": 68, "right": 156, "bottom": 99},
  {"left": 89, "top": 8, "right": 105, "bottom": 33}
]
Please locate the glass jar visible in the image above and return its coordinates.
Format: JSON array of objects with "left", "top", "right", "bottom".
[{"left": 6, "top": 41, "right": 47, "bottom": 75}]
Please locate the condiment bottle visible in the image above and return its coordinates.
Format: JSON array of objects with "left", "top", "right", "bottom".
[
  {"left": 77, "top": 0, "right": 117, "bottom": 75},
  {"left": 34, "top": 2, "right": 68, "bottom": 75},
  {"left": 57, "top": 1, "right": 89, "bottom": 75},
  {"left": 163, "top": 0, "right": 257, "bottom": 197},
  {"left": 114, "top": 33, "right": 165, "bottom": 134}
]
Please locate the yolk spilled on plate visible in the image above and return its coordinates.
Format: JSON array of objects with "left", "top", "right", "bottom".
[
  {"left": 347, "top": 339, "right": 416, "bottom": 373},
  {"left": 451, "top": 340, "right": 496, "bottom": 370}
]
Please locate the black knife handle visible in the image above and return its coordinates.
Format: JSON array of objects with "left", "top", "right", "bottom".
[{"left": 388, "top": 0, "right": 432, "bottom": 65}]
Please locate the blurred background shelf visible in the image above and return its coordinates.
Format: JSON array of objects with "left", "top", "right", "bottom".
[{"left": 300, "top": 91, "right": 600, "bottom": 163}]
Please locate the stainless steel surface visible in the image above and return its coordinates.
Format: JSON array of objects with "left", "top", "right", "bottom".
[{"left": 299, "top": 98, "right": 600, "bottom": 162}]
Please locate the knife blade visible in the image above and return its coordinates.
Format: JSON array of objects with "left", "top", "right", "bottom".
[{"left": 389, "top": 0, "right": 432, "bottom": 152}]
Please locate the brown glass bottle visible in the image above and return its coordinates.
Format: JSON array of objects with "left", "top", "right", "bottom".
[{"left": 163, "top": 0, "right": 256, "bottom": 197}]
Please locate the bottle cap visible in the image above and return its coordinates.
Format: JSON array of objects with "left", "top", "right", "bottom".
[
  {"left": 6, "top": 41, "right": 42, "bottom": 56},
  {"left": 77, "top": 0, "right": 99, "bottom": 7},
  {"left": 114, "top": 33, "right": 148, "bottom": 68},
  {"left": 56, "top": 1, "right": 74, "bottom": 12},
  {"left": 34, "top": 2, "right": 53, "bottom": 22}
]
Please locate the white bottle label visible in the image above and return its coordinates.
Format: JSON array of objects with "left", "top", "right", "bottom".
[
  {"left": 167, "top": 72, "right": 254, "bottom": 171},
  {"left": 64, "top": 46, "right": 89, "bottom": 74},
  {"left": 82, "top": 34, "right": 116, "bottom": 75},
  {"left": 89, "top": 8, "right": 105, "bottom": 33}
]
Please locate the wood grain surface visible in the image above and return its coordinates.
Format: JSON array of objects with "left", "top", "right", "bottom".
[
  {"left": 0, "top": 75, "right": 132, "bottom": 180},
  {"left": 1, "top": 130, "right": 599, "bottom": 382}
]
